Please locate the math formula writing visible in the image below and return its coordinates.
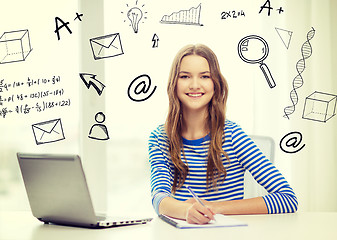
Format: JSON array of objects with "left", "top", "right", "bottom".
[
  {"left": 0, "top": 75, "right": 71, "bottom": 119},
  {"left": 0, "top": 76, "right": 60, "bottom": 92}
]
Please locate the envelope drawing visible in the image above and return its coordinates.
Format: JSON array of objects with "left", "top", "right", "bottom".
[
  {"left": 32, "top": 118, "right": 65, "bottom": 145},
  {"left": 90, "top": 33, "right": 124, "bottom": 60}
]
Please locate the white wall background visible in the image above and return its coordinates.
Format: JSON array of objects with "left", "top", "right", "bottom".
[{"left": 0, "top": 0, "right": 336, "bottom": 214}]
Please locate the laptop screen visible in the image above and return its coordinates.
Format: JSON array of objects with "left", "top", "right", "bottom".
[{"left": 17, "top": 153, "right": 97, "bottom": 224}]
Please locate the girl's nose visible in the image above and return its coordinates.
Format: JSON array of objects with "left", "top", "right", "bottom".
[{"left": 189, "top": 77, "right": 200, "bottom": 90}]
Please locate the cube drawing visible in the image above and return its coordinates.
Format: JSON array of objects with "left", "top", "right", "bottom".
[
  {"left": 0, "top": 29, "right": 32, "bottom": 64},
  {"left": 302, "top": 91, "right": 337, "bottom": 122}
]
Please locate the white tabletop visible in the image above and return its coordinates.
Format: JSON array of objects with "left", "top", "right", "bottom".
[{"left": 0, "top": 211, "right": 336, "bottom": 240}]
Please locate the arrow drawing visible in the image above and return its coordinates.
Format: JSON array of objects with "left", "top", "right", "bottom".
[
  {"left": 152, "top": 33, "right": 159, "bottom": 48},
  {"left": 79, "top": 73, "right": 105, "bottom": 96}
]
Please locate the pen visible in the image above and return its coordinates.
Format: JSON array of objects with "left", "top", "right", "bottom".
[
  {"left": 186, "top": 185, "right": 216, "bottom": 221},
  {"left": 186, "top": 186, "right": 206, "bottom": 207}
]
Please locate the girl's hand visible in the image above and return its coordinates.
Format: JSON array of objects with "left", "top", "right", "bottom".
[{"left": 184, "top": 199, "right": 216, "bottom": 224}]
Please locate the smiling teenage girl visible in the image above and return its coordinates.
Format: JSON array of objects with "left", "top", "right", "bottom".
[{"left": 148, "top": 44, "right": 297, "bottom": 224}]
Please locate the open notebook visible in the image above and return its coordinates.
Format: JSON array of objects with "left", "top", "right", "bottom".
[{"left": 159, "top": 214, "right": 247, "bottom": 229}]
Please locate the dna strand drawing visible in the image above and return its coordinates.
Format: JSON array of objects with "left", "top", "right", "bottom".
[{"left": 283, "top": 27, "right": 316, "bottom": 119}]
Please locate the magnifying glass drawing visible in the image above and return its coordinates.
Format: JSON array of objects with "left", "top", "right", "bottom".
[{"left": 238, "top": 35, "right": 276, "bottom": 88}]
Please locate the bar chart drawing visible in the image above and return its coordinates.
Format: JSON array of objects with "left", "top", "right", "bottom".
[{"left": 160, "top": 4, "right": 203, "bottom": 26}]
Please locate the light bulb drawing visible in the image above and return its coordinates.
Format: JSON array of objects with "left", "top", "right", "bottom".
[
  {"left": 121, "top": 1, "right": 147, "bottom": 34},
  {"left": 127, "top": 7, "right": 143, "bottom": 33}
]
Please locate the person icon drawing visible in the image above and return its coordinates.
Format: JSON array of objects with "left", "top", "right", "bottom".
[{"left": 88, "top": 112, "right": 109, "bottom": 141}]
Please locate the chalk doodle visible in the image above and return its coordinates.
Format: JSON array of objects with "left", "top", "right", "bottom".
[
  {"left": 127, "top": 74, "right": 157, "bottom": 102},
  {"left": 302, "top": 91, "right": 337, "bottom": 123},
  {"left": 152, "top": 34, "right": 159, "bottom": 48},
  {"left": 160, "top": 4, "right": 203, "bottom": 26},
  {"left": 54, "top": 17, "right": 72, "bottom": 40},
  {"left": 88, "top": 112, "right": 109, "bottom": 141},
  {"left": 89, "top": 33, "right": 124, "bottom": 60},
  {"left": 0, "top": 76, "right": 60, "bottom": 92},
  {"left": 238, "top": 35, "right": 276, "bottom": 88},
  {"left": 1, "top": 88, "right": 65, "bottom": 103},
  {"left": 79, "top": 73, "right": 105, "bottom": 96},
  {"left": 0, "top": 99, "right": 71, "bottom": 119},
  {"left": 0, "top": 76, "right": 71, "bottom": 119},
  {"left": 74, "top": 12, "right": 83, "bottom": 21},
  {"left": 275, "top": 27, "right": 293, "bottom": 49},
  {"left": 32, "top": 118, "right": 65, "bottom": 145},
  {"left": 258, "top": 0, "right": 284, "bottom": 16},
  {"left": 221, "top": 10, "right": 246, "bottom": 20},
  {"left": 0, "top": 29, "right": 32, "bottom": 64},
  {"left": 279, "top": 131, "right": 305, "bottom": 154},
  {"left": 54, "top": 12, "right": 83, "bottom": 40},
  {"left": 121, "top": 1, "right": 148, "bottom": 33},
  {"left": 26, "top": 76, "right": 61, "bottom": 87},
  {"left": 283, "top": 27, "right": 316, "bottom": 119}
]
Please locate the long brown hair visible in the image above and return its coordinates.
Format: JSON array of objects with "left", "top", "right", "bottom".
[{"left": 165, "top": 44, "right": 229, "bottom": 193}]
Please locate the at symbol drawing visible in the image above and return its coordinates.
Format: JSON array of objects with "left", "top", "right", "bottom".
[
  {"left": 279, "top": 131, "right": 305, "bottom": 154},
  {"left": 127, "top": 74, "right": 157, "bottom": 102}
]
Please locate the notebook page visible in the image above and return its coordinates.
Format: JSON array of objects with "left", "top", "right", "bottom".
[{"left": 161, "top": 214, "right": 248, "bottom": 229}]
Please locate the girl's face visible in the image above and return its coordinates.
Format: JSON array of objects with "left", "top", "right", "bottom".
[{"left": 176, "top": 55, "right": 214, "bottom": 114}]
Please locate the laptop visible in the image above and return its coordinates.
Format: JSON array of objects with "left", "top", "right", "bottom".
[{"left": 17, "top": 153, "right": 153, "bottom": 228}]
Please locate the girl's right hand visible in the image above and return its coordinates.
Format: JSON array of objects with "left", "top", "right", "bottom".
[{"left": 185, "top": 201, "right": 215, "bottom": 224}]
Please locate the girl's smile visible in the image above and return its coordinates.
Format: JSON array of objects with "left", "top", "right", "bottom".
[{"left": 186, "top": 92, "right": 204, "bottom": 98}]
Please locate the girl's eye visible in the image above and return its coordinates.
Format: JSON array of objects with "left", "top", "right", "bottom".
[
  {"left": 179, "top": 75, "right": 189, "bottom": 79},
  {"left": 201, "top": 75, "right": 210, "bottom": 79}
]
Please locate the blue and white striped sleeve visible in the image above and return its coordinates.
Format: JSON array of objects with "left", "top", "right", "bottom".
[
  {"left": 148, "top": 127, "right": 172, "bottom": 215},
  {"left": 230, "top": 123, "right": 298, "bottom": 214}
]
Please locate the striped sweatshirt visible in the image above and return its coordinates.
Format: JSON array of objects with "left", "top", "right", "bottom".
[{"left": 148, "top": 120, "right": 298, "bottom": 215}]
